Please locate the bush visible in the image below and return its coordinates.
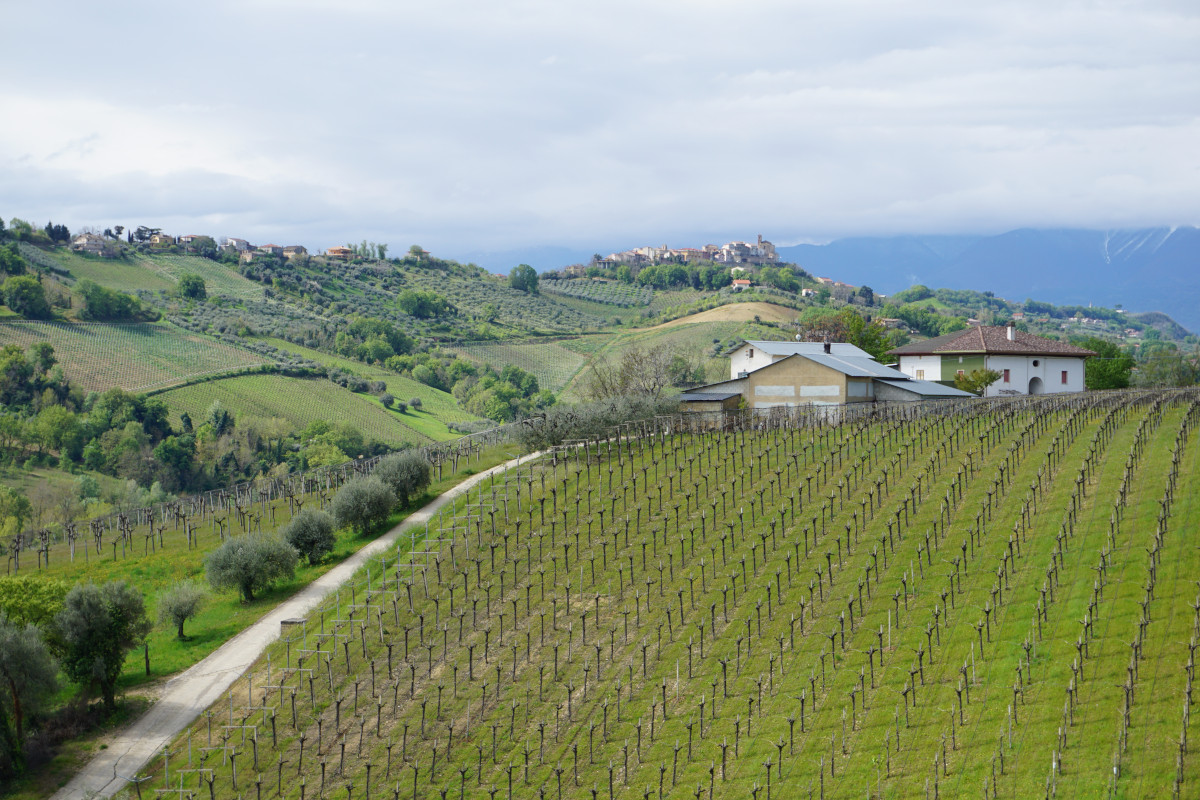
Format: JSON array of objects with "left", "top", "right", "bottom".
[
  {"left": 282, "top": 509, "right": 336, "bottom": 565},
  {"left": 205, "top": 534, "right": 298, "bottom": 602},
  {"left": 331, "top": 476, "right": 396, "bottom": 535},
  {"left": 0, "top": 613, "right": 56, "bottom": 774},
  {"left": 157, "top": 580, "right": 206, "bottom": 639},
  {"left": 379, "top": 392, "right": 394, "bottom": 408},
  {"left": 54, "top": 582, "right": 151, "bottom": 710},
  {"left": 409, "top": 397, "right": 422, "bottom": 410},
  {"left": 373, "top": 450, "right": 432, "bottom": 508}
]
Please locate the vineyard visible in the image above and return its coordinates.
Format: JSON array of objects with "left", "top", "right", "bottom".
[
  {"left": 0, "top": 321, "right": 271, "bottom": 393},
  {"left": 449, "top": 341, "right": 591, "bottom": 394},
  {"left": 262, "top": 339, "right": 485, "bottom": 438},
  {"left": 129, "top": 389, "right": 1200, "bottom": 799},
  {"left": 157, "top": 375, "right": 437, "bottom": 447},
  {"left": 543, "top": 280, "right": 655, "bottom": 308},
  {"left": 135, "top": 254, "right": 265, "bottom": 300}
]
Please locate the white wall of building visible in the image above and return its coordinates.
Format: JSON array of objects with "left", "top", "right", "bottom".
[
  {"left": 897, "top": 355, "right": 942, "bottom": 382},
  {"left": 985, "top": 355, "right": 1086, "bottom": 397},
  {"left": 729, "top": 345, "right": 788, "bottom": 379}
]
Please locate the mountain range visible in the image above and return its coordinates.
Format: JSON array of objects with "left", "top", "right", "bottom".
[{"left": 777, "top": 227, "right": 1200, "bottom": 333}]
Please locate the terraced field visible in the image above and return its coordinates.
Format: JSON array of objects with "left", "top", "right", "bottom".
[
  {"left": 138, "top": 389, "right": 1200, "bottom": 799},
  {"left": 0, "top": 321, "right": 271, "bottom": 392},
  {"left": 157, "top": 374, "right": 436, "bottom": 447}
]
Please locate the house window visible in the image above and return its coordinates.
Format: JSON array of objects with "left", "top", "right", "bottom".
[
  {"left": 1061, "top": 370, "right": 1068, "bottom": 384},
  {"left": 748, "top": 349, "right": 754, "bottom": 359},
  {"left": 1002, "top": 369, "right": 1010, "bottom": 383},
  {"left": 915, "top": 369, "right": 925, "bottom": 380}
]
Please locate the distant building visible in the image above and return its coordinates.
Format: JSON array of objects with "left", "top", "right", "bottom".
[
  {"left": 283, "top": 245, "right": 308, "bottom": 260},
  {"left": 888, "top": 325, "right": 1095, "bottom": 396},
  {"left": 731, "top": 279, "right": 752, "bottom": 292},
  {"left": 225, "top": 237, "right": 252, "bottom": 252},
  {"left": 258, "top": 244, "right": 284, "bottom": 256},
  {"left": 325, "top": 246, "right": 353, "bottom": 260},
  {"left": 69, "top": 233, "right": 117, "bottom": 258},
  {"left": 149, "top": 233, "right": 175, "bottom": 246}
]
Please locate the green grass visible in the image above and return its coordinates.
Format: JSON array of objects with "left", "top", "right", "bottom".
[
  {"left": 0, "top": 320, "right": 272, "bottom": 393},
  {"left": 157, "top": 374, "right": 440, "bottom": 446},
  {"left": 134, "top": 253, "right": 264, "bottom": 300},
  {"left": 3, "top": 444, "right": 521, "bottom": 800},
  {"left": 261, "top": 338, "right": 483, "bottom": 438}
]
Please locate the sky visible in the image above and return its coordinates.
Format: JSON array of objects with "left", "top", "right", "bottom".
[{"left": 2, "top": 0, "right": 1198, "bottom": 265}]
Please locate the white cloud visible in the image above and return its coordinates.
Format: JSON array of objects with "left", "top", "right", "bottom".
[{"left": 1, "top": 0, "right": 1197, "bottom": 255}]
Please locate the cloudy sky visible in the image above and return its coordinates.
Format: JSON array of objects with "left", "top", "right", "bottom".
[{"left": 2, "top": 0, "right": 1198, "bottom": 263}]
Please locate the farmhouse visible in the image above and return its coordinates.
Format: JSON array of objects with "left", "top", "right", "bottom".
[
  {"left": 69, "top": 232, "right": 117, "bottom": 258},
  {"left": 888, "top": 325, "right": 1095, "bottom": 397},
  {"left": 325, "top": 246, "right": 353, "bottom": 260},
  {"left": 681, "top": 339, "right": 972, "bottom": 412}
]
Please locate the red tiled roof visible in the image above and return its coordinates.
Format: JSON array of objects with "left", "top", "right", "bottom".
[{"left": 888, "top": 326, "right": 1095, "bottom": 357}]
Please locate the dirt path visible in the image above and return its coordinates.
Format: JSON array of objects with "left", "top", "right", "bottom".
[{"left": 52, "top": 451, "right": 540, "bottom": 800}]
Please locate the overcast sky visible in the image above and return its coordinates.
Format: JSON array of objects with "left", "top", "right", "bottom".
[{"left": 2, "top": 0, "right": 1198, "bottom": 262}]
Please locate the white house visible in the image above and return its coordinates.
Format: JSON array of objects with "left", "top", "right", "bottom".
[
  {"left": 728, "top": 340, "right": 876, "bottom": 380},
  {"left": 888, "top": 326, "right": 1094, "bottom": 396}
]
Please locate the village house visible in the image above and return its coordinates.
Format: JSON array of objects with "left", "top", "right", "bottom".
[
  {"left": 224, "top": 237, "right": 252, "bottom": 252},
  {"left": 69, "top": 232, "right": 117, "bottom": 258},
  {"left": 282, "top": 245, "right": 308, "bottom": 260},
  {"left": 680, "top": 339, "right": 972, "bottom": 413},
  {"left": 731, "top": 278, "right": 752, "bottom": 292},
  {"left": 888, "top": 325, "right": 1094, "bottom": 396},
  {"left": 257, "top": 244, "right": 284, "bottom": 257},
  {"left": 148, "top": 232, "right": 176, "bottom": 246},
  {"left": 325, "top": 246, "right": 353, "bottom": 260}
]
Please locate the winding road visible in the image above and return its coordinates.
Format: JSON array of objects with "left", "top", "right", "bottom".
[{"left": 52, "top": 451, "right": 538, "bottom": 800}]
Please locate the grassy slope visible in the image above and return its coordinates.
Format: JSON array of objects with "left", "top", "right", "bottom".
[
  {"left": 156, "top": 374, "right": 440, "bottom": 446},
  {"left": 131, "top": 391, "right": 1200, "bottom": 800},
  {"left": 0, "top": 320, "right": 271, "bottom": 393},
  {"left": 261, "top": 338, "right": 483, "bottom": 438}
]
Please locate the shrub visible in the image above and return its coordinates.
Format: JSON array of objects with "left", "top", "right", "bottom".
[
  {"left": 379, "top": 392, "right": 394, "bottom": 408},
  {"left": 0, "top": 614, "right": 56, "bottom": 773},
  {"left": 54, "top": 582, "right": 152, "bottom": 710},
  {"left": 157, "top": 580, "right": 206, "bottom": 639},
  {"left": 409, "top": 397, "right": 422, "bottom": 410},
  {"left": 282, "top": 509, "right": 337, "bottom": 565},
  {"left": 331, "top": 476, "right": 396, "bottom": 535},
  {"left": 205, "top": 534, "right": 298, "bottom": 602},
  {"left": 373, "top": 450, "right": 432, "bottom": 508}
]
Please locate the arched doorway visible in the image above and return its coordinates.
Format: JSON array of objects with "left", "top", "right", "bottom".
[{"left": 1028, "top": 376, "right": 1043, "bottom": 395}]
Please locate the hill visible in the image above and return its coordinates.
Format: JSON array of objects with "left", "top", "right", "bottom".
[
  {"left": 778, "top": 227, "right": 1200, "bottom": 333},
  {"left": 134, "top": 389, "right": 1200, "bottom": 799}
]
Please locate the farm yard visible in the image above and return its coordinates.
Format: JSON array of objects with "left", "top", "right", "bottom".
[
  {"left": 123, "top": 388, "right": 1200, "bottom": 799},
  {"left": 0, "top": 321, "right": 272, "bottom": 393},
  {"left": 157, "top": 374, "right": 440, "bottom": 447}
]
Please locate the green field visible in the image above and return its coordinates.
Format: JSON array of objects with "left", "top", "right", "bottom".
[
  {"left": 133, "top": 253, "right": 264, "bottom": 300},
  {"left": 157, "top": 374, "right": 440, "bottom": 446},
  {"left": 48, "top": 249, "right": 177, "bottom": 294},
  {"left": 262, "top": 338, "right": 484, "bottom": 438},
  {"left": 0, "top": 321, "right": 271, "bottom": 392},
  {"left": 134, "top": 390, "right": 1200, "bottom": 799}
]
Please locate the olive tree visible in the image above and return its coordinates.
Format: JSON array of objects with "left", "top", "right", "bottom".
[
  {"left": 54, "top": 582, "right": 151, "bottom": 711},
  {"left": 373, "top": 450, "right": 432, "bottom": 508},
  {"left": 331, "top": 476, "right": 396, "bottom": 535},
  {"left": 0, "top": 614, "right": 56, "bottom": 773},
  {"left": 282, "top": 508, "right": 336, "bottom": 565},
  {"left": 205, "top": 534, "right": 298, "bottom": 602},
  {"left": 157, "top": 581, "right": 206, "bottom": 639}
]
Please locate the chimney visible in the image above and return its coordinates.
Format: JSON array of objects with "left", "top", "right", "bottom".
[
  {"left": 1007, "top": 326, "right": 1015, "bottom": 341},
  {"left": 824, "top": 341, "right": 832, "bottom": 354}
]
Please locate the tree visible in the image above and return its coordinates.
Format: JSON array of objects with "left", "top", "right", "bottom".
[
  {"left": 373, "top": 450, "right": 432, "bottom": 508},
  {"left": 0, "top": 614, "right": 56, "bottom": 773},
  {"left": 1079, "top": 337, "right": 1134, "bottom": 390},
  {"left": 157, "top": 581, "right": 206, "bottom": 639},
  {"left": 1, "top": 276, "right": 50, "bottom": 319},
  {"left": 177, "top": 273, "right": 207, "bottom": 300},
  {"left": 954, "top": 368, "right": 1002, "bottom": 396},
  {"left": 509, "top": 264, "right": 539, "bottom": 294},
  {"left": 582, "top": 344, "right": 687, "bottom": 401},
  {"left": 330, "top": 476, "right": 396, "bottom": 535},
  {"left": 281, "top": 509, "right": 336, "bottom": 565},
  {"left": 205, "top": 534, "right": 298, "bottom": 602},
  {"left": 54, "top": 582, "right": 151, "bottom": 710}
]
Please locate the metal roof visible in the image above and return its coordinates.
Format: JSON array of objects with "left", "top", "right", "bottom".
[
  {"left": 740, "top": 340, "right": 875, "bottom": 359},
  {"left": 875, "top": 377, "right": 975, "bottom": 397},
  {"left": 679, "top": 392, "right": 742, "bottom": 402},
  {"left": 798, "top": 352, "right": 908, "bottom": 379}
]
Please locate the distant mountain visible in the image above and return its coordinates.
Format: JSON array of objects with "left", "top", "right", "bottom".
[{"left": 778, "top": 227, "right": 1200, "bottom": 333}]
